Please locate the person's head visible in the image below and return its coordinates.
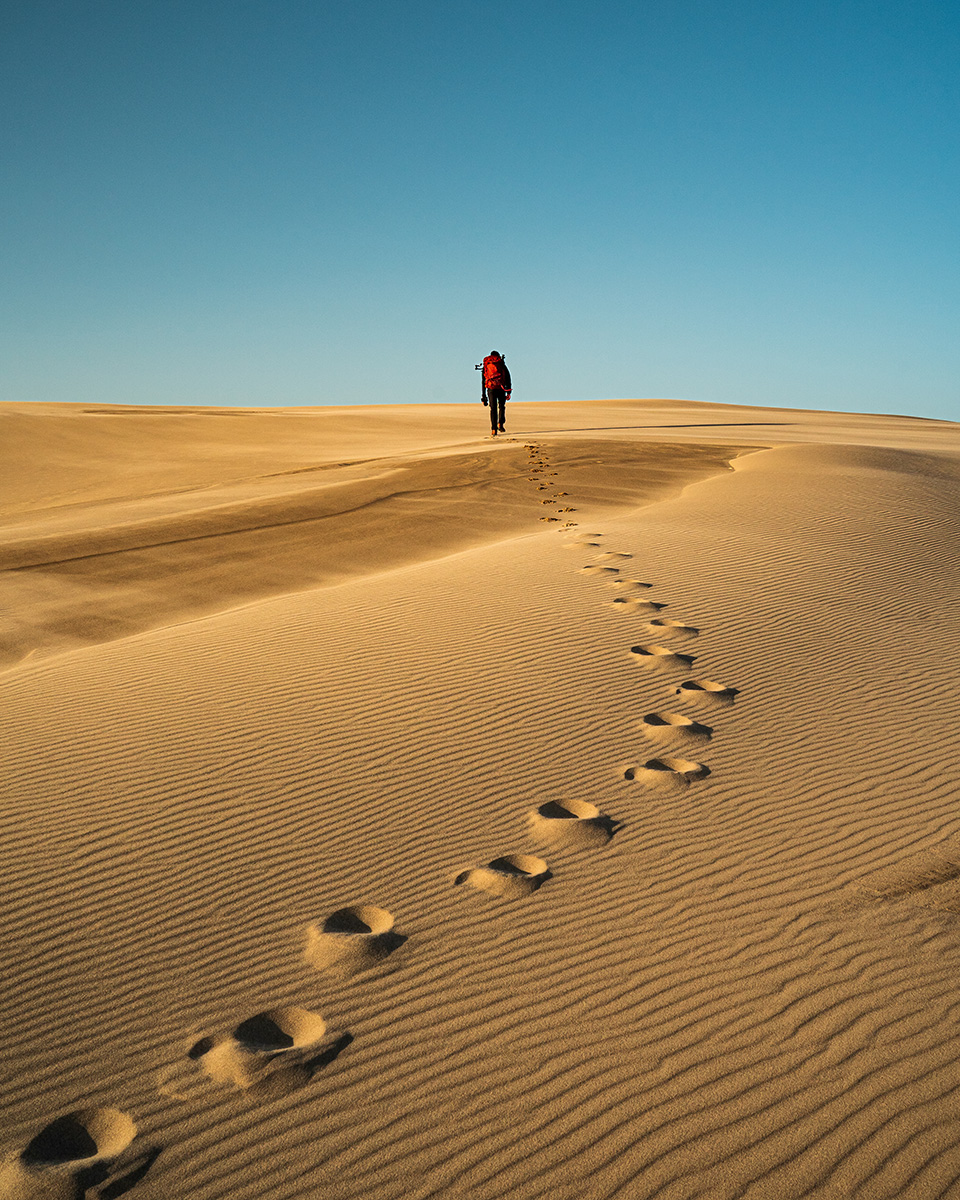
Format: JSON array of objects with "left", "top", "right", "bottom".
[{"left": 489, "top": 350, "right": 501, "bottom": 359}]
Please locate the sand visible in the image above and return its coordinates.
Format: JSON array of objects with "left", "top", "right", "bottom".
[{"left": 2, "top": 396, "right": 960, "bottom": 1199}]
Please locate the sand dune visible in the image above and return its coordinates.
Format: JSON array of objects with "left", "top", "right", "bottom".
[
  {"left": 0, "top": 402, "right": 744, "bottom": 669},
  {"left": 2, "top": 397, "right": 960, "bottom": 1199}
]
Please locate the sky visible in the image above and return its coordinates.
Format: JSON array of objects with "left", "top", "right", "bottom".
[{"left": 2, "top": 0, "right": 958, "bottom": 418}]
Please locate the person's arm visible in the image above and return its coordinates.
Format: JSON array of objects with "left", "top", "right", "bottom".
[{"left": 502, "top": 363, "right": 512, "bottom": 393}]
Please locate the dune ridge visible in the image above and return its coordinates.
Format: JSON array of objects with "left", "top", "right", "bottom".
[
  {"left": 0, "top": 402, "right": 745, "bottom": 668},
  {"left": 2, "top": 399, "right": 960, "bottom": 1198}
]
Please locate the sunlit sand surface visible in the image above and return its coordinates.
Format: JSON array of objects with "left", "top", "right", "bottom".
[{"left": 3, "top": 396, "right": 960, "bottom": 1199}]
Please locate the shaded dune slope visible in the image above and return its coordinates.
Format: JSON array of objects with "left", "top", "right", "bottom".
[
  {"left": 0, "top": 402, "right": 743, "bottom": 667},
  {"left": 3, "top": 412, "right": 960, "bottom": 1197}
]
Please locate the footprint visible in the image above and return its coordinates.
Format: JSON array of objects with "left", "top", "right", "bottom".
[
  {"left": 191, "top": 1007, "right": 331, "bottom": 1094},
  {"left": 305, "top": 905, "right": 406, "bottom": 975},
  {"left": 675, "top": 679, "right": 738, "bottom": 705},
  {"left": 582, "top": 565, "right": 620, "bottom": 575},
  {"left": 564, "top": 540, "right": 601, "bottom": 549},
  {"left": 610, "top": 597, "right": 666, "bottom": 613},
  {"left": 529, "top": 800, "right": 617, "bottom": 847},
  {"left": 455, "top": 854, "right": 551, "bottom": 898},
  {"left": 644, "top": 618, "right": 699, "bottom": 640},
  {"left": 622, "top": 756, "right": 710, "bottom": 788},
  {"left": 232, "top": 1008, "right": 328, "bottom": 1052},
  {"left": 1, "top": 1108, "right": 138, "bottom": 1198},
  {"left": 629, "top": 645, "right": 696, "bottom": 669},
  {"left": 607, "top": 578, "right": 654, "bottom": 590},
  {"left": 597, "top": 552, "right": 632, "bottom": 561},
  {"left": 640, "top": 712, "right": 713, "bottom": 741}
]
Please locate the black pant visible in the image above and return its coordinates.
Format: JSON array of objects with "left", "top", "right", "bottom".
[{"left": 485, "top": 387, "right": 506, "bottom": 429}]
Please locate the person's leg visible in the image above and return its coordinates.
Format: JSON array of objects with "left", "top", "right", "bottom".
[
  {"left": 498, "top": 391, "right": 506, "bottom": 431},
  {"left": 485, "top": 388, "right": 499, "bottom": 433}
]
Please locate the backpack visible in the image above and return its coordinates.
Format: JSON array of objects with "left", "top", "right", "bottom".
[{"left": 483, "top": 355, "right": 506, "bottom": 389}]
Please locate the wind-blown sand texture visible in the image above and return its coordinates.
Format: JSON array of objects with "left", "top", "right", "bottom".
[{"left": 2, "top": 396, "right": 960, "bottom": 1199}]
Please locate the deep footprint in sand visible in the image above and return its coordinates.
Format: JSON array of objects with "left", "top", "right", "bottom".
[
  {"left": 675, "top": 679, "right": 739, "bottom": 705},
  {"left": 455, "top": 854, "right": 552, "bottom": 898},
  {"left": 528, "top": 800, "right": 617, "bottom": 847},
  {"left": 641, "top": 712, "right": 713, "bottom": 742},
  {"left": 189, "top": 1007, "right": 333, "bottom": 1096},
  {"left": 629, "top": 645, "right": 696, "bottom": 669},
  {"left": 597, "top": 552, "right": 633, "bottom": 561},
  {"left": 610, "top": 597, "right": 667, "bottom": 613},
  {"left": 1, "top": 1108, "right": 138, "bottom": 1198},
  {"left": 607, "top": 578, "right": 654, "bottom": 591},
  {"left": 623, "top": 756, "right": 710, "bottom": 788},
  {"left": 582, "top": 565, "right": 620, "bottom": 575},
  {"left": 644, "top": 618, "right": 699, "bottom": 640},
  {"left": 305, "top": 905, "right": 406, "bottom": 975}
]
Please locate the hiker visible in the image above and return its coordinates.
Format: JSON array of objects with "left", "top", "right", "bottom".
[{"left": 480, "top": 351, "right": 512, "bottom": 436}]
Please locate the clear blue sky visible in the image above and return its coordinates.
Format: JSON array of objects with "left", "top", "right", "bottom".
[{"left": 2, "top": 1, "right": 958, "bottom": 417}]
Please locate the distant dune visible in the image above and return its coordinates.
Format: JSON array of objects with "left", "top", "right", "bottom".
[{"left": 2, "top": 397, "right": 960, "bottom": 1200}]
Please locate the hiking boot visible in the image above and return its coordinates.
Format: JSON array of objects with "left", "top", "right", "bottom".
[
  {"left": 490, "top": 428, "right": 498, "bottom": 437},
  {"left": 498, "top": 423, "right": 505, "bottom": 432}
]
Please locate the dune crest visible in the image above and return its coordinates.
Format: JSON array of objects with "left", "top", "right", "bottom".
[{"left": 0, "top": 402, "right": 745, "bottom": 667}]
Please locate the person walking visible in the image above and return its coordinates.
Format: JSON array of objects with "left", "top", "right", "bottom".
[{"left": 480, "top": 351, "right": 512, "bottom": 436}]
